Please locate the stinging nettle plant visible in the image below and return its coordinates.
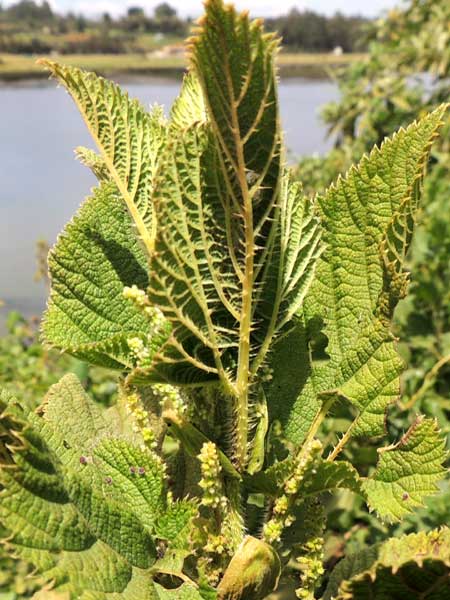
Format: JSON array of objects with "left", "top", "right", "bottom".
[{"left": 1, "top": 1, "right": 449, "bottom": 598}]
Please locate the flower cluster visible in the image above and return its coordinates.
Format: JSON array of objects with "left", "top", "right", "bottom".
[
  {"left": 123, "top": 284, "right": 147, "bottom": 307},
  {"left": 198, "top": 441, "right": 227, "bottom": 510},
  {"left": 204, "top": 533, "right": 227, "bottom": 555},
  {"left": 127, "top": 337, "right": 150, "bottom": 363},
  {"left": 125, "top": 391, "right": 156, "bottom": 449},
  {"left": 295, "top": 535, "right": 325, "bottom": 600},
  {"left": 263, "top": 439, "right": 322, "bottom": 544},
  {"left": 153, "top": 383, "right": 186, "bottom": 415},
  {"left": 123, "top": 286, "right": 167, "bottom": 367},
  {"left": 123, "top": 285, "right": 166, "bottom": 329},
  {"left": 284, "top": 439, "right": 322, "bottom": 496}
]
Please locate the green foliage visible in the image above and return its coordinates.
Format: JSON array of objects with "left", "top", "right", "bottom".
[
  {"left": 324, "top": 528, "right": 450, "bottom": 600},
  {"left": 294, "top": 0, "right": 450, "bottom": 567},
  {"left": 42, "top": 182, "right": 158, "bottom": 370},
  {"left": 0, "top": 374, "right": 198, "bottom": 598},
  {"left": 362, "top": 417, "right": 446, "bottom": 522},
  {"left": 0, "top": 313, "right": 118, "bottom": 598},
  {"left": 265, "top": 9, "right": 368, "bottom": 53},
  {"left": 1, "top": 1, "right": 449, "bottom": 598},
  {"left": 269, "top": 106, "right": 445, "bottom": 445}
]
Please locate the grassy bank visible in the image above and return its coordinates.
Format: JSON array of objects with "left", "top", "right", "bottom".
[{"left": 0, "top": 52, "right": 366, "bottom": 81}]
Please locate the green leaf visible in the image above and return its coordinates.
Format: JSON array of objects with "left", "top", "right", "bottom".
[
  {"left": 190, "top": 0, "right": 281, "bottom": 205},
  {"left": 39, "top": 60, "right": 167, "bottom": 257},
  {"left": 92, "top": 438, "right": 167, "bottom": 530},
  {"left": 0, "top": 376, "right": 196, "bottom": 597},
  {"left": 75, "top": 146, "right": 109, "bottom": 181},
  {"left": 154, "top": 583, "right": 209, "bottom": 599},
  {"left": 324, "top": 528, "right": 450, "bottom": 600},
  {"left": 302, "top": 460, "right": 361, "bottom": 497},
  {"left": 65, "top": 474, "right": 157, "bottom": 569},
  {"left": 155, "top": 500, "right": 198, "bottom": 549},
  {"left": 170, "top": 72, "right": 207, "bottom": 130},
  {"left": 270, "top": 105, "right": 448, "bottom": 445},
  {"left": 79, "top": 570, "right": 158, "bottom": 600},
  {"left": 141, "top": 1, "right": 322, "bottom": 472},
  {"left": 362, "top": 417, "right": 447, "bottom": 522},
  {"left": 42, "top": 184, "right": 157, "bottom": 369}
]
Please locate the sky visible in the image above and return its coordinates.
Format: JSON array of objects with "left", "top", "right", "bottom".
[{"left": 6, "top": 0, "right": 402, "bottom": 19}]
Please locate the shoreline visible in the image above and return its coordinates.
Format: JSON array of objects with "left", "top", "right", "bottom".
[{"left": 0, "top": 52, "right": 365, "bottom": 82}]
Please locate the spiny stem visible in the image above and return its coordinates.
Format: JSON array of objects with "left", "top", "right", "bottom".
[
  {"left": 220, "top": 44, "right": 255, "bottom": 472},
  {"left": 301, "top": 394, "right": 336, "bottom": 456},
  {"left": 327, "top": 420, "right": 356, "bottom": 462}
]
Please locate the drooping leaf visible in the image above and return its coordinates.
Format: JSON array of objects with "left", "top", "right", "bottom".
[
  {"left": 324, "top": 528, "right": 450, "bottom": 600},
  {"left": 362, "top": 417, "right": 447, "bottom": 522},
  {"left": 302, "top": 460, "right": 361, "bottom": 497},
  {"left": 0, "top": 376, "right": 197, "bottom": 597}
]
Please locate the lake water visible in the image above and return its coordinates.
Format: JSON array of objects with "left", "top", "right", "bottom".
[{"left": 0, "top": 76, "right": 338, "bottom": 328}]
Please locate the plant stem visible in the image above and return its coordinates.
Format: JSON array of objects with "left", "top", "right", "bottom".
[
  {"left": 301, "top": 394, "right": 336, "bottom": 456},
  {"left": 326, "top": 421, "right": 356, "bottom": 462},
  {"left": 221, "top": 47, "right": 255, "bottom": 472},
  {"left": 400, "top": 353, "right": 450, "bottom": 410}
]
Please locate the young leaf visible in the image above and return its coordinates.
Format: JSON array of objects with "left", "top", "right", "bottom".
[
  {"left": 362, "top": 417, "right": 447, "bottom": 522},
  {"left": 245, "top": 458, "right": 360, "bottom": 497},
  {"left": 154, "top": 583, "right": 212, "bottom": 599},
  {"left": 39, "top": 60, "right": 167, "bottom": 257},
  {"left": 170, "top": 72, "right": 207, "bottom": 130},
  {"left": 324, "top": 528, "right": 450, "bottom": 600},
  {"left": 142, "top": 0, "right": 322, "bottom": 471}
]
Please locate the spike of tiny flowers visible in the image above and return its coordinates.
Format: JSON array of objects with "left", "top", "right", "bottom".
[
  {"left": 295, "top": 499, "right": 325, "bottom": 599},
  {"left": 153, "top": 383, "right": 186, "bottom": 415},
  {"left": 127, "top": 337, "right": 150, "bottom": 363},
  {"left": 124, "top": 391, "right": 157, "bottom": 450},
  {"left": 123, "top": 285, "right": 166, "bottom": 330},
  {"left": 123, "top": 284, "right": 148, "bottom": 307},
  {"left": 285, "top": 439, "right": 322, "bottom": 496},
  {"left": 263, "top": 439, "right": 323, "bottom": 544},
  {"left": 295, "top": 538, "right": 325, "bottom": 599},
  {"left": 204, "top": 534, "right": 227, "bottom": 555},
  {"left": 198, "top": 441, "right": 227, "bottom": 510}
]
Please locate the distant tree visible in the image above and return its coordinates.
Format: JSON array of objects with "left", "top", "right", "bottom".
[
  {"left": 76, "top": 14, "right": 87, "bottom": 32},
  {"left": 122, "top": 6, "right": 148, "bottom": 32},
  {"left": 326, "top": 12, "right": 367, "bottom": 52},
  {"left": 279, "top": 8, "right": 329, "bottom": 51},
  {"left": 102, "top": 12, "right": 112, "bottom": 25},
  {"left": 41, "top": 0, "right": 52, "bottom": 19},
  {"left": 5, "top": 0, "right": 54, "bottom": 22},
  {"left": 265, "top": 7, "right": 368, "bottom": 52},
  {"left": 127, "top": 6, "right": 145, "bottom": 18},
  {"left": 154, "top": 2, "right": 177, "bottom": 19}
]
